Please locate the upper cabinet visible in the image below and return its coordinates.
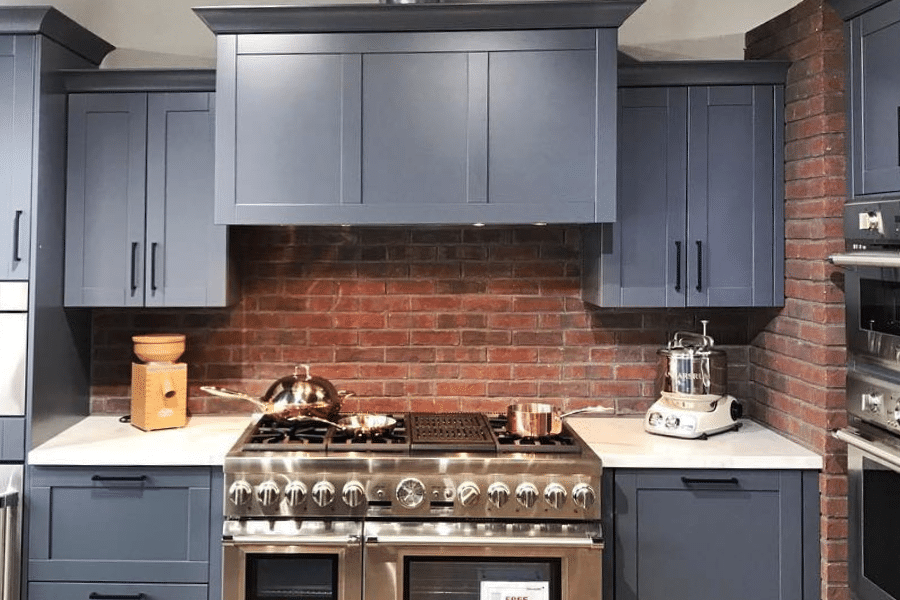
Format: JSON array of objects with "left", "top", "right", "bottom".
[
  {"left": 583, "top": 62, "right": 789, "bottom": 308},
  {"left": 831, "top": 0, "right": 900, "bottom": 197},
  {"left": 194, "top": 2, "right": 644, "bottom": 226},
  {"left": 64, "top": 71, "right": 235, "bottom": 307}
]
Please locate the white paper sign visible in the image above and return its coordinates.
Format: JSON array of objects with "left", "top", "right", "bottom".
[{"left": 480, "top": 581, "right": 550, "bottom": 600}]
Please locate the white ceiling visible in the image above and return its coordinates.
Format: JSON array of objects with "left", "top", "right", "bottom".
[{"left": 0, "top": 0, "right": 804, "bottom": 67}]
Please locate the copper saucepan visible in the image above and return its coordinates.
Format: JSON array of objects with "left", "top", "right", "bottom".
[{"left": 506, "top": 402, "right": 613, "bottom": 438}]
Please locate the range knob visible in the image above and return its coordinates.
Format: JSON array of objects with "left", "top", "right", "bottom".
[
  {"left": 284, "top": 481, "right": 307, "bottom": 507},
  {"left": 544, "top": 483, "right": 567, "bottom": 510},
  {"left": 487, "top": 483, "right": 510, "bottom": 508},
  {"left": 228, "top": 480, "right": 253, "bottom": 507},
  {"left": 572, "top": 483, "right": 596, "bottom": 510},
  {"left": 457, "top": 482, "right": 481, "bottom": 507},
  {"left": 256, "top": 480, "right": 281, "bottom": 507},
  {"left": 516, "top": 482, "right": 539, "bottom": 509},
  {"left": 342, "top": 481, "right": 366, "bottom": 508},
  {"left": 311, "top": 481, "right": 336, "bottom": 507}
]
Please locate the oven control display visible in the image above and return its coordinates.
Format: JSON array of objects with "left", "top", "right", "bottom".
[{"left": 396, "top": 477, "right": 426, "bottom": 509}]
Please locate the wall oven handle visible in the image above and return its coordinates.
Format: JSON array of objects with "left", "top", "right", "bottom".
[
  {"left": 224, "top": 534, "right": 362, "bottom": 546},
  {"left": 364, "top": 534, "right": 603, "bottom": 548},
  {"left": 828, "top": 252, "right": 900, "bottom": 268},
  {"left": 0, "top": 490, "right": 18, "bottom": 600},
  {"left": 835, "top": 428, "right": 900, "bottom": 471}
]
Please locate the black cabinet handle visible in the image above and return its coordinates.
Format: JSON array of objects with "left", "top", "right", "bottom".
[
  {"left": 91, "top": 475, "right": 148, "bottom": 483},
  {"left": 12, "top": 210, "right": 22, "bottom": 263},
  {"left": 150, "top": 242, "right": 158, "bottom": 292},
  {"left": 130, "top": 242, "right": 139, "bottom": 293},
  {"left": 695, "top": 240, "right": 703, "bottom": 292},
  {"left": 89, "top": 594, "right": 145, "bottom": 600},
  {"left": 897, "top": 106, "right": 900, "bottom": 166},
  {"left": 681, "top": 476, "right": 739, "bottom": 487},
  {"left": 674, "top": 241, "right": 682, "bottom": 292}
]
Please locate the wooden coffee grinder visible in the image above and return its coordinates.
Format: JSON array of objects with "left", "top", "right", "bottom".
[{"left": 130, "top": 333, "right": 188, "bottom": 431}]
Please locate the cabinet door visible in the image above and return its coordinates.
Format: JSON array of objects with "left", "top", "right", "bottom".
[
  {"left": 596, "top": 86, "right": 688, "bottom": 307},
  {"left": 0, "top": 35, "right": 35, "bottom": 280},
  {"left": 488, "top": 40, "right": 610, "bottom": 222},
  {"left": 614, "top": 470, "right": 804, "bottom": 600},
  {"left": 850, "top": 0, "right": 900, "bottom": 195},
  {"left": 687, "top": 85, "right": 777, "bottom": 306},
  {"left": 28, "top": 467, "right": 212, "bottom": 583},
  {"left": 145, "top": 92, "right": 228, "bottom": 307},
  {"left": 220, "top": 37, "right": 361, "bottom": 223},
  {"left": 64, "top": 93, "right": 147, "bottom": 307}
]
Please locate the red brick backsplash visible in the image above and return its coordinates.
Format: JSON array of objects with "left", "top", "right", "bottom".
[
  {"left": 91, "top": 225, "right": 759, "bottom": 416},
  {"left": 747, "top": 1, "right": 847, "bottom": 598}
]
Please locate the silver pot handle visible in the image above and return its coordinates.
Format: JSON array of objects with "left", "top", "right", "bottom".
[{"left": 670, "top": 331, "right": 714, "bottom": 349}]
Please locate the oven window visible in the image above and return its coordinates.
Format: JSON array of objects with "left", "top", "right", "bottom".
[
  {"left": 246, "top": 554, "right": 338, "bottom": 600},
  {"left": 862, "top": 457, "right": 900, "bottom": 598},
  {"left": 860, "top": 278, "right": 900, "bottom": 336},
  {"left": 405, "top": 558, "right": 561, "bottom": 600}
]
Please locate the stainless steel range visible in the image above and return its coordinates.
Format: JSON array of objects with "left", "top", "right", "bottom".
[{"left": 222, "top": 412, "right": 603, "bottom": 600}]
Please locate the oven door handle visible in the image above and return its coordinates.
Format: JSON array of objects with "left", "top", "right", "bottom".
[
  {"left": 224, "top": 534, "right": 362, "bottom": 546},
  {"left": 365, "top": 535, "right": 603, "bottom": 548},
  {"left": 828, "top": 251, "right": 900, "bottom": 268},
  {"left": 835, "top": 428, "right": 900, "bottom": 470}
]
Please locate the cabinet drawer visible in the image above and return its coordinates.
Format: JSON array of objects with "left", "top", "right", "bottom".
[
  {"left": 28, "top": 467, "right": 212, "bottom": 583},
  {"left": 29, "top": 582, "right": 207, "bottom": 600}
]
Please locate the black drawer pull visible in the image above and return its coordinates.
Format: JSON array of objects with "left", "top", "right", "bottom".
[
  {"left": 681, "top": 476, "right": 739, "bottom": 487},
  {"left": 89, "top": 594, "right": 145, "bottom": 600},
  {"left": 91, "top": 475, "right": 148, "bottom": 483}
]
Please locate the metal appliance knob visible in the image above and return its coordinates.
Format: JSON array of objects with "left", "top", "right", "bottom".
[
  {"left": 284, "top": 481, "right": 307, "bottom": 507},
  {"left": 487, "top": 482, "right": 510, "bottom": 508},
  {"left": 516, "top": 482, "right": 539, "bottom": 509},
  {"left": 457, "top": 482, "right": 481, "bottom": 507},
  {"left": 895, "top": 403, "right": 900, "bottom": 426},
  {"left": 863, "top": 392, "right": 884, "bottom": 413},
  {"left": 256, "top": 480, "right": 281, "bottom": 507},
  {"left": 396, "top": 477, "right": 426, "bottom": 509},
  {"left": 342, "top": 481, "right": 366, "bottom": 508},
  {"left": 544, "top": 483, "right": 567, "bottom": 510},
  {"left": 228, "top": 480, "right": 253, "bottom": 507},
  {"left": 665, "top": 415, "right": 680, "bottom": 429},
  {"left": 311, "top": 481, "right": 336, "bottom": 507},
  {"left": 572, "top": 483, "right": 596, "bottom": 510}
]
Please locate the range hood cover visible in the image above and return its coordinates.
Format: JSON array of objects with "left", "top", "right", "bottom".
[{"left": 193, "top": 0, "right": 645, "bottom": 34}]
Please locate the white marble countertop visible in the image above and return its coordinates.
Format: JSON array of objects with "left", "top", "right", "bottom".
[
  {"left": 27, "top": 414, "right": 822, "bottom": 470},
  {"left": 567, "top": 416, "right": 822, "bottom": 469},
  {"left": 28, "top": 415, "right": 255, "bottom": 466}
]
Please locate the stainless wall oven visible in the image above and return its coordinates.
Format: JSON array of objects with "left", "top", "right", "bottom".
[
  {"left": 220, "top": 412, "right": 603, "bottom": 600},
  {"left": 833, "top": 199, "right": 900, "bottom": 600}
]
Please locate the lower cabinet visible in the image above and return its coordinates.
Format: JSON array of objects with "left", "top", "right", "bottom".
[
  {"left": 606, "top": 469, "right": 820, "bottom": 600},
  {"left": 28, "top": 466, "right": 224, "bottom": 600}
]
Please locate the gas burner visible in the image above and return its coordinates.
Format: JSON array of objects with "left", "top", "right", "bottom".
[{"left": 488, "top": 415, "right": 580, "bottom": 454}]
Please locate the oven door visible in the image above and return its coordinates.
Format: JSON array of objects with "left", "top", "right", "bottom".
[
  {"left": 222, "top": 520, "right": 362, "bottom": 600},
  {"left": 363, "top": 521, "right": 603, "bottom": 600},
  {"left": 843, "top": 263, "right": 900, "bottom": 368},
  {"left": 836, "top": 428, "right": 900, "bottom": 600}
]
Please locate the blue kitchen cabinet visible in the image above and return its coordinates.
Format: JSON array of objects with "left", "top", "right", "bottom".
[
  {"left": 64, "top": 72, "right": 233, "bottom": 307},
  {"left": 199, "top": 11, "right": 625, "bottom": 225},
  {"left": 607, "top": 469, "right": 819, "bottom": 600},
  {"left": 831, "top": 0, "right": 900, "bottom": 197},
  {"left": 28, "top": 466, "right": 224, "bottom": 599},
  {"left": 583, "top": 62, "right": 788, "bottom": 307},
  {"left": 0, "top": 35, "right": 34, "bottom": 280}
]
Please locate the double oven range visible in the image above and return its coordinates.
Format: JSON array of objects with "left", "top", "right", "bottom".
[
  {"left": 832, "top": 198, "right": 900, "bottom": 600},
  {"left": 222, "top": 412, "right": 603, "bottom": 600}
]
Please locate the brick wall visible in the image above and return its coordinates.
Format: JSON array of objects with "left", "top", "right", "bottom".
[
  {"left": 91, "top": 225, "right": 761, "bottom": 415},
  {"left": 746, "top": 1, "right": 848, "bottom": 598}
]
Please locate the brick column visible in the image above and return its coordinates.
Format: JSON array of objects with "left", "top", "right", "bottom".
[{"left": 746, "top": 2, "right": 848, "bottom": 598}]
